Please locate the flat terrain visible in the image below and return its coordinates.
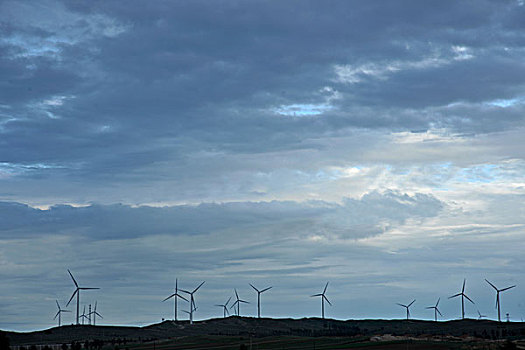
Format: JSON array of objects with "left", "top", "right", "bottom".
[{"left": 4, "top": 317, "right": 525, "bottom": 349}]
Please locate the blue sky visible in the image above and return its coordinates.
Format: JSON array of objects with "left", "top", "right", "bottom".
[{"left": 1, "top": 0, "right": 524, "bottom": 330}]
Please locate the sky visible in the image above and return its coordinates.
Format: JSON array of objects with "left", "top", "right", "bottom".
[{"left": 1, "top": 0, "right": 524, "bottom": 331}]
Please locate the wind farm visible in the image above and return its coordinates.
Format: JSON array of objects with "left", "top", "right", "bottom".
[{"left": 2, "top": 271, "right": 525, "bottom": 350}]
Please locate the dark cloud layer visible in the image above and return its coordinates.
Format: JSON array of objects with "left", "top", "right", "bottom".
[
  {"left": 2, "top": 1, "right": 525, "bottom": 199},
  {"left": 0, "top": 191, "right": 442, "bottom": 239}
]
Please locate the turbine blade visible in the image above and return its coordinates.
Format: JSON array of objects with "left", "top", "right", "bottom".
[
  {"left": 249, "top": 283, "right": 259, "bottom": 292},
  {"left": 225, "top": 296, "right": 232, "bottom": 306},
  {"left": 240, "top": 300, "right": 250, "bottom": 304},
  {"left": 56, "top": 300, "right": 60, "bottom": 309},
  {"left": 408, "top": 300, "right": 416, "bottom": 307},
  {"left": 68, "top": 269, "right": 78, "bottom": 288},
  {"left": 175, "top": 293, "right": 188, "bottom": 302},
  {"left": 163, "top": 294, "right": 176, "bottom": 302},
  {"left": 396, "top": 303, "right": 407, "bottom": 307},
  {"left": 437, "top": 308, "right": 443, "bottom": 317},
  {"left": 462, "top": 279, "right": 466, "bottom": 293},
  {"left": 464, "top": 294, "right": 475, "bottom": 304},
  {"left": 235, "top": 289, "right": 239, "bottom": 299},
  {"left": 66, "top": 289, "right": 78, "bottom": 307},
  {"left": 95, "top": 312, "right": 103, "bottom": 318},
  {"left": 80, "top": 287, "right": 100, "bottom": 290},
  {"left": 436, "top": 298, "right": 440, "bottom": 307},
  {"left": 449, "top": 293, "right": 461, "bottom": 299},
  {"left": 179, "top": 289, "right": 191, "bottom": 294},
  {"left": 323, "top": 282, "right": 329, "bottom": 294},
  {"left": 54, "top": 311, "right": 60, "bottom": 319},
  {"left": 500, "top": 285, "right": 516, "bottom": 292},
  {"left": 63, "top": 310, "right": 71, "bottom": 313},
  {"left": 485, "top": 279, "right": 498, "bottom": 291},
  {"left": 261, "top": 286, "right": 273, "bottom": 293},
  {"left": 324, "top": 296, "right": 332, "bottom": 306},
  {"left": 425, "top": 306, "right": 434, "bottom": 309},
  {"left": 193, "top": 281, "right": 205, "bottom": 293}
]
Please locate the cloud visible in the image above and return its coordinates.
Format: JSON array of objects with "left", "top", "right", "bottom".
[{"left": 0, "top": 191, "right": 443, "bottom": 240}]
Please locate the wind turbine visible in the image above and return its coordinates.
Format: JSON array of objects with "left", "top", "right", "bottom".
[
  {"left": 180, "top": 281, "right": 205, "bottom": 325},
  {"left": 425, "top": 298, "right": 442, "bottom": 322},
  {"left": 311, "top": 282, "right": 331, "bottom": 319},
  {"left": 485, "top": 279, "right": 516, "bottom": 322},
  {"left": 66, "top": 269, "right": 100, "bottom": 325},
  {"left": 88, "top": 301, "right": 103, "bottom": 326},
  {"left": 53, "top": 300, "right": 71, "bottom": 327},
  {"left": 163, "top": 278, "right": 188, "bottom": 321},
  {"left": 477, "top": 310, "right": 487, "bottom": 320},
  {"left": 397, "top": 300, "right": 415, "bottom": 320},
  {"left": 80, "top": 306, "right": 88, "bottom": 325},
  {"left": 215, "top": 296, "right": 231, "bottom": 318},
  {"left": 249, "top": 283, "right": 272, "bottom": 318},
  {"left": 230, "top": 289, "right": 249, "bottom": 316},
  {"left": 448, "top": 279, "right": 474, "bottom": 319}
]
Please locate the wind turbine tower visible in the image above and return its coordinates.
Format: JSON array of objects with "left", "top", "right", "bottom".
[
  {"left": 215, "top": 296, "right": 231, "bottom": 318},
  {"left": 53, "top": 300, "right": 71, "bottom": 327},
  {"left": 163, "top": 278, "right": 188, "bottom": 321},
  {"left": 397, "top": 300, "right": 415, "bottom": 320},
  {"left": 485, "top": 279, "right": 516, "bottom": 322},
  {"left": 80, "top": 306, "right": 88, "bottom": 325},
  {"left": 448, "top": 279, "right": 474, "bottom": 319},
  {"left": 180, "top": 281, "right": 205, "bottom": 325},
  {"left": 311, "top": 282, "right": 331, "bottom": 319},
  {"left": 249, "top": 283, "right": 272, "bottom": 318},
  {"left": 425, "top": 298, "right": 442, "bottom": 322},
  {"left": 88, "top": 301, "right": 103, "bottom": 326},
  {"left": 66, "top": 269, "right": 100, "bottom": 325},
  {"left": 230, "top": 289, "right": 249, "bottom": 316}
]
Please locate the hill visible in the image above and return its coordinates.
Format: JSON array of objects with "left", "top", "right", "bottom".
[{"left": 4, "top": 317, "right": 525, "bottom": 349}]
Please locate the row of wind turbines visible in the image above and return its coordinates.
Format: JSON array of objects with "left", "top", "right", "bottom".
[
  {"left": 396, "top": 279, "right": 515, "bottom": 322},
  {"left": 162, "top": 278, "right": 516, "bottom": 323},
  {"left": 162, "top": 280, "right": 273, "bottom": 324},
  {"left": 53, "top": 270, "right": 102, "bottom": 327},
  {"left": 53, "top": 270, "right": 517, "bottom": 327}
]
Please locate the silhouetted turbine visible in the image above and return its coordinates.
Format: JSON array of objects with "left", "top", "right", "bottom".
[
  {"left": 449, "top": 279, "right": 474, "bottom": 319},
  {"left": 230, "top": 289, "right": 249, "bottom": 316},
  {"left": 180, "top": 281, "right": 205, "bottom": 325},
  {"left": 215, "top": 296, "right": 231, "bottom": 318},
  {"left": 397, "top": 300, "right": 415, "bottom": 320},
  {"left": 311, "top": 282, "right": 331, "bottom": 319},
  {"left": 54, "top": 300, "right": 71, "bottom": 327},
  {"left": 477, "top": 310, "right": 487, "bottom": 320},
  {"left": 250, "top": 283, "right": 272, "bottom": 318},
  {"left": 80, "top": 305, "right": 88, "bottom": 325},
  {"left": 66, "top": 269, "right": 99, "bottom": 325},
  {"left": 163, "top": 278, "right": 188, "bottom": 321},
  {"left": 485, "top": 279, "right": 516, "bottom": 322},
  {"left": 88, "top": 301, "right": 103, "bottom": 326},
  {"left": 425, "top": 298, "right": 442, "bottom": 322}
]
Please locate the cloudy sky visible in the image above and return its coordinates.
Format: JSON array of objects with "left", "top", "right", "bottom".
[{"left": 1, "top": 0, "right": 525, "bottom": 331}]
